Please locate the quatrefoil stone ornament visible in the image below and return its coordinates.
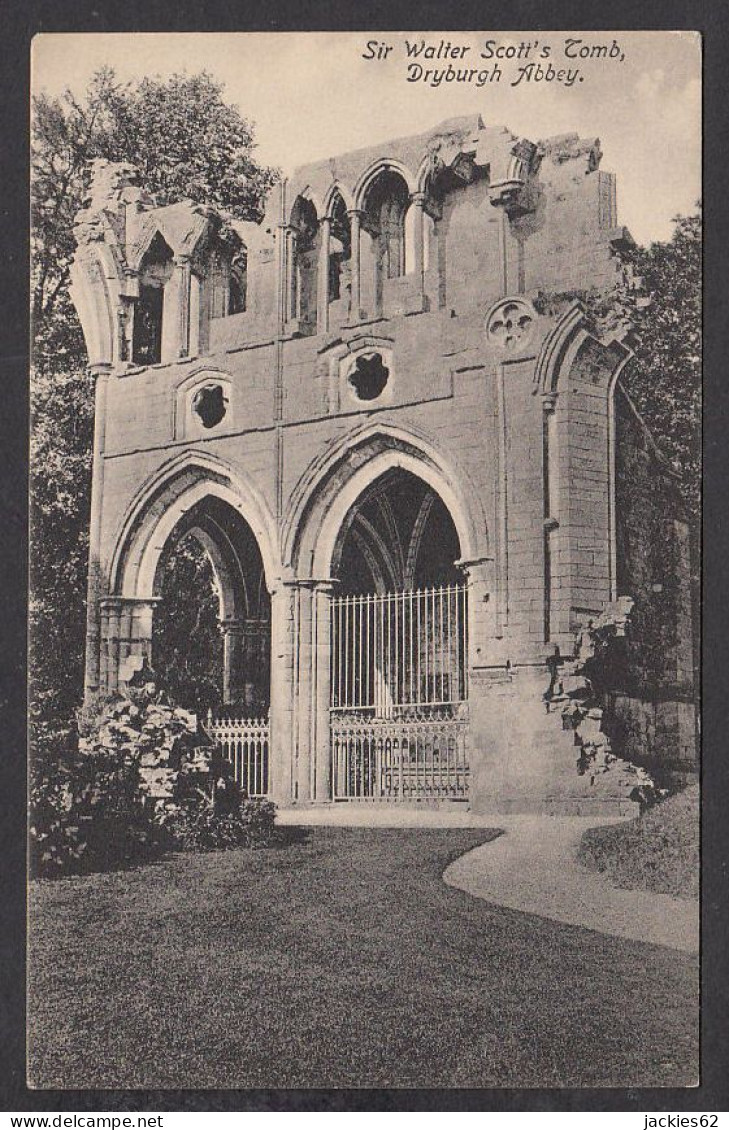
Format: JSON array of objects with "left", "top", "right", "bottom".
[{"left": 486, "top": 298, "right": 536, "bottom": 351}]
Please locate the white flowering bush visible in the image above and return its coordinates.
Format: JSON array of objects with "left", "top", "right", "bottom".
[{"left": 30, "top": 689, "right": 276, "bottom": 876}]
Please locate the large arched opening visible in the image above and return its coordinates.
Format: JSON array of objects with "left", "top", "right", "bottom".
[
  {"left": 150, "top": 495, "right": 272, "bottom": 797},
  {"left": 289, "top": 194, "right": 320, "bottom": 334},
  {"left": 327, "top": 467, "right": 470, "bottom": 802}
]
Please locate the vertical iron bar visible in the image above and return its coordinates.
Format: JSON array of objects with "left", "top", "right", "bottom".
[
  {"left": 423, "top": 588, "right": 429, "bottom": 705},
  {"left": 429, "top": 587, "right": 434, "bottom": 700},
  {"left": 439, "top": 585, "right": 445, "bottom": 703},
  {"left": 384, "top": 592, "right": 388, "bottom": 714},
  {"left": 455, "top": 585, "right": 461, "bottom": 702},
  {"left": 464, "top": 584, "right": 469, "bottom": 701},
  {"left": 416, "top": 589, "right": 422, "bottom": 707},
  {"left": 394, "top": 588, "right": 399, "bottom": 709},
  {"left": 365, "top": 595, "right": 371, "bottom": 711},
  {"left": 358, "top": 595, "right": 363, "bottom": 709},
  {"left": 446, "top": 586, "right": 452, "bottom": 704},
  {"left": 344, "top": 595, "right": 350, "bottom": 708}
]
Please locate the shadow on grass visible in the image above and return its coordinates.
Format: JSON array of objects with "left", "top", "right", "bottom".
[
  {"left": 270, "top": 825, "right": 311, "bottom": 849},
  {"left": 31, "top": 823, "right": 311, "bottom": 883}
]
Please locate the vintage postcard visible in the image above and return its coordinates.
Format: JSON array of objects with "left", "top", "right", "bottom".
[{"left": 28, "top": 31, "right": 701, "bottom": 1091}]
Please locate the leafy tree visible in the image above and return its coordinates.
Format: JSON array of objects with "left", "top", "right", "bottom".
[
  {"left": 622, "top": 210, "right": 702, "bottom": 690},
  {"left": 30, "top": 69, "right": 277, "bottom": 738},
  {"left": 619, "top": 210, "right": 701, "bottom": 528}
]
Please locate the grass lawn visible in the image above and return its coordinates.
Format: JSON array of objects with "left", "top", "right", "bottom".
[
  {"left": 579, "top": 785, "right": 700, "bottom": 899},
  {"left": 28, "top": 827, "right": 698, "bottom": 1089}
]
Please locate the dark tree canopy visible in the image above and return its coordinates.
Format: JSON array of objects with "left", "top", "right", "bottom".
[
  {"left": 30, "top": 68, "right": 277, "bottom": 734},
  {"left": 619, "top": 210, "right": 701, "bottom": 527}
]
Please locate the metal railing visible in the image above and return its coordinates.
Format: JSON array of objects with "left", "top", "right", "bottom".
[
  {"left": 331, "top": 707, "right": 469, "bottom": 802},
  {"left": 330, "top": 582, "right": 468, "bottom": 715},
  {"left": 205, "top": 710, "right": 270, "bottom": 797}
]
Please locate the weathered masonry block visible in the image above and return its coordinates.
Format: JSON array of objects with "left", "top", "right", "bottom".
[{"left": 70, "top": 115, "right": 696, "bottom": 815}]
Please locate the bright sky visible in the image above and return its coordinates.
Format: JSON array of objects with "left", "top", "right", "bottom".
[{"left": 32, "top": 31, "right": 701, "bottom": 245}]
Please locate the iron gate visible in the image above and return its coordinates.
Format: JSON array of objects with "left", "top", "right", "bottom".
[{"left": 330, "top": 583, "right": 469, "bottom": 800}]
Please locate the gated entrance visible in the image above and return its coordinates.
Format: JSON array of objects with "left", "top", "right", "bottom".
[{"left": 330, "top": 582, "right": 469, "bottom": 800}]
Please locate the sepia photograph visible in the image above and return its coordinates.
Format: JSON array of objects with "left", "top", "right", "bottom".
[{"left": 27, "top": 30, "right": 701, "bottom": 1091}]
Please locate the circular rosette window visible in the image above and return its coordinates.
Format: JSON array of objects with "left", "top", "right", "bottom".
[
  {"left": 485, "top": 298, "right": 536, "bottom": 352},
  {"left": 192, "top": 383, "right": 228, "bottom": 429},
  {"left": 347, "top": 351, "right": 390, "bottom": 402}
]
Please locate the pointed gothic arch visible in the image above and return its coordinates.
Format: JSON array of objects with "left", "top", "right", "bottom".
[{"left": 283, "top": 423, "right": 487, "bottom": 582}]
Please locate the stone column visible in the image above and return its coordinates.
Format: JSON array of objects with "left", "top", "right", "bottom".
[
  {"left": 542, "top": 392, "right": 564, "bottom": 645},
  {"left": 275, "top": 221, "right": 297, "bottom": 329},
  {"left": 312, "top": 581, "right": 335, "bottom": 801},
  {"left": 292, "top": 581, "right": 315, "bottom": 801},
  {"left": 347, "top": 209, "right": 362, "bottom": 321},
  {"left": 457, "top": 557, "right": 509, "bottom": 813},
  {"left": 268, "top": 583, "right": 295, "bottom": 805},
  {"left": 129, "top": 599, "right": 156, "bottom": 664},
  {"left": 98, "top": 596, "right": 158, "bottom": 695},
  {"left": 458, "top": 556, "right": 500, "bottom": 668},
  {"left": 317, "top": 216, "right": 331, "bottom": 334},
  {"left": 97, "top": 600, "right": 111, "bottom": 696},
  {"left": 275, "top": 579, "right": 336, "bottom": 804},
  {"left": 159, "top": 255, "right": 191, "bottom": 363},
  {"left": 286, "top": 229, "right": 298, "bottom": 323},
  {"left": 83, "top": 363, "right": 111, "bottom": 706},
  {"left": 176, "top": 256, "right": 192, "bottom": 357},
  {"left": 100, "top": 597, "right": 122, "bottom": 695},
  {"left": 410, "top": 192, "right": 426, "bottom": 293},
  {"left": 220, "top": 618, "right": 245, "bottom": 706}
]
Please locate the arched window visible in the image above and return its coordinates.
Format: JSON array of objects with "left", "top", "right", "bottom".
[
  {"left": 290, "top": 195, "right": 319, "bottom": 333},
  {"left": 328, "top": 193, "right": 351, "bottom": 305},
  {"left": 133, "top": 232, "right": 173, "bottom": 365},
  {"left": 228, "top": 248, "right": 248, "bottom": 315},
  {"left": 362, "top": 170, "right": 410, "bottom": 281}
]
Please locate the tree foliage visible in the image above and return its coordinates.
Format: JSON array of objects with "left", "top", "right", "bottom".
[
  {"left": 30, "top": 69, "right": 277, "bottom": 733},
  {"left": 619, "top": 211, "right": 701, "bottom": 528},
  {"left": 153, "top": 537, "right": 224, "bottom": 715}
]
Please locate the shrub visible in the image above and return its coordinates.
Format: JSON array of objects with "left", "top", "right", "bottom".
[
  {"left": 29, "top": 688, "right": 277, "bottom": 877},
  {"left": 29, "top": 745, "right": 160, "bottom": 877},
  {"left": 159, "top": 779, "right": 276, "bottom": 851}
]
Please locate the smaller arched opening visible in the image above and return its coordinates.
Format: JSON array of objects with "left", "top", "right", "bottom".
[
  {"left": 151, "top": 496, "right": 271, "bottom": 717},
  {"left": 327, "top": 192, "right": 352, "bottom": 318},
  {"left": 207, "top": 242, "right": 248, "bottom": 322},
  {"left": 133, "top": 231, "right": 173, "bottom": 365},
  {"left": 360, "top": 168, "right": 411, "bottom": 315},
  {"left": 228, "top": 247, "right": 248, "bottom": 315}
]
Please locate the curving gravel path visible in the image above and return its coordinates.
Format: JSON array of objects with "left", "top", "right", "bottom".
[{"left": 443, "top": 814, "right": 699, "bottom": 954}]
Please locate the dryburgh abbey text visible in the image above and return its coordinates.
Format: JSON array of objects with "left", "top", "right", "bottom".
[{"left": 362, "top": 38, "right": 628, "bottom": 88}]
